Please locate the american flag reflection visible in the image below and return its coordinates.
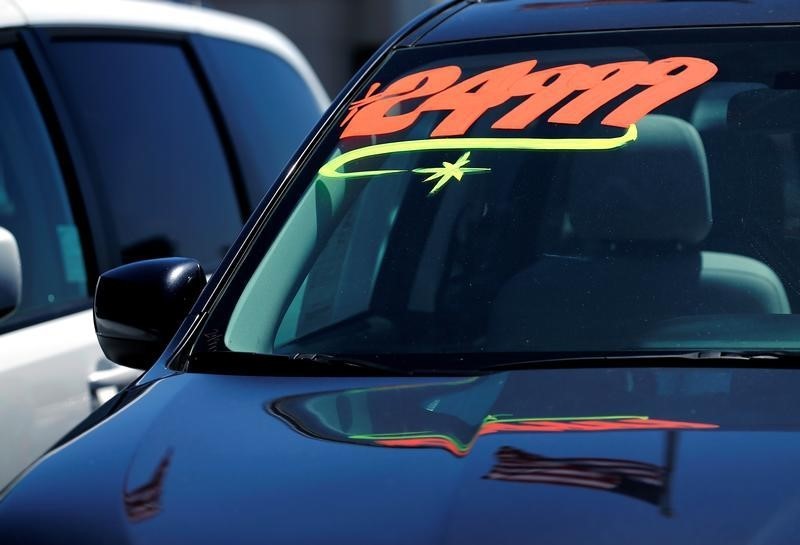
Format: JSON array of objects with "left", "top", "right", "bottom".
[{"left": 484, "top": 432, "right": 678, "bottom": 515}]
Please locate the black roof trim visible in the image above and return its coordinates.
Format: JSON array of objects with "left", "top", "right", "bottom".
[{"left": 418, "top": 0, "right": 800, "bottom": 45}]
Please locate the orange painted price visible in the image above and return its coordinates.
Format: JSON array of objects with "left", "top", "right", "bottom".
[{"left": 340, "top": 56, "right": 717, "bottom": 138}]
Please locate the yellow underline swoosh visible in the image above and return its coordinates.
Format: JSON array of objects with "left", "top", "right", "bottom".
[{"left": 318, "top": 125, "right": 638, "bottom": 180}]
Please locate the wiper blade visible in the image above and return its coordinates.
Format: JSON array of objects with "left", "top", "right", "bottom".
[
  {"left": 480, "top": 351, "right": 800, "bottom": 372},
  {"left": 188, "top": 351, "right": 411, "bottom": 376},
  {"left": 290, "top": 353, "right": 405, "bottom": 374}
]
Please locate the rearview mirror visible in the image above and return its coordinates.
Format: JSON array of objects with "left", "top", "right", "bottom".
[
  {"left": 0, "top": 227, "right": 22, "bottom": 321},
  {"left": 94, "top": 258, "right": 206, "bottom": 370}
]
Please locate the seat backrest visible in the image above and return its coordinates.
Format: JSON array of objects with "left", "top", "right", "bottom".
[
  {"left": 702, "top": 89, "right": 800, "bottom": 307},
  {"left": 488, "top": 115, "right": 789, "bottom": 351}
]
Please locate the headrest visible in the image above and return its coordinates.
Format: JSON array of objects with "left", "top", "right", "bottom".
[
  {"left": 568, "top": 115, "right": 712, "bottom": 245},
  {"left": 728, "top": 89, "right": 800, "bottom": 131},
  {"left": 690, "top": 82, "right": 767, "bottom": 132}
]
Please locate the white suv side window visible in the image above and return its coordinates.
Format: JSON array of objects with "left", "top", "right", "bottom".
[
  {"left": 47, "top": 40, "right": 244, "bottom": 273},
  {"left": 0, "top": 48, "right": 88, "bottom": 330}
]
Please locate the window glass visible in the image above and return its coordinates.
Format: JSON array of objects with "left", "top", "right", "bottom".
[
  {"left": 0, "top": 49, "right": 88, "bottom": 327},
  {"left": 201, "top": 37, "right": 322, "bottom": 205},
  {"left": 274, "top": 178, "right": 405, "bottom": 345},
  {"left": 49, "top": 40, "right": 242, "bottom": 271},
  {"left": 218, "top": 28, "right": 800, "bottom": 365}
]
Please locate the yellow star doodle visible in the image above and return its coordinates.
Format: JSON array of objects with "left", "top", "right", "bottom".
[{"left": 412, "top": 151, "right": 491, "bottom": 195}]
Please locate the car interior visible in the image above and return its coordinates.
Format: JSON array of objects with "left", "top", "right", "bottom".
[
  {"left": 488, "top": 113, "right": 790, "bottom": 351},
  {"left": 225, "top": 41, "right": 800, "bottom": 358}
]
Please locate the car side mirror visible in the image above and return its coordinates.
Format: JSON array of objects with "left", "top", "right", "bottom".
[
  {"left": 0, "top": 227, "right": 22, "bottom": 321},
  {"left": 94, "top": 258, "right": 206, "bottom": 370}
]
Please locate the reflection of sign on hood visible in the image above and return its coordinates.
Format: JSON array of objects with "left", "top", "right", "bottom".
[
  {"left": 273, "top": 378, "right": 718, "bottom": 457},
  {"left": 357, "top": 416, "right": 716, "bottom": 456}
]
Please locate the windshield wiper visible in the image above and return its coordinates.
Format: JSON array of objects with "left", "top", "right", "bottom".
[
  {"left": 187, "top": 351, "right": 415, "bottom": 376},
  {"left": 479, "top": 351, "right": 800, "bottom": 372},
  {"left": 188, "top": 350, "right": 800, "bottom": 375},
  {"left": 290, "top": 353, "right": 407, "bottom": 374}
]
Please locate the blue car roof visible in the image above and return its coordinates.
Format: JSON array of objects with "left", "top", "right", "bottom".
[{"left": 415, "top": 0, "right": 800, "bottom": 45}]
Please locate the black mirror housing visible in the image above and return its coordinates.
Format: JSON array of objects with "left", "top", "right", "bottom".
[{"left": 94, "top": 258, "right": 206, "bottom": 370}]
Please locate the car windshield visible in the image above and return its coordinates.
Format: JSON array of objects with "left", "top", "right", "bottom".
[{"left": 203, "top": 27, "right": 800, "bottom": 365}]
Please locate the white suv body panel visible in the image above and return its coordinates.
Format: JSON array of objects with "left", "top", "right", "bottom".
[
  {"left": 0, "top": 0, "right": 327, "bottom": 488},
  {"left": 0, "top": 310, "right": 105, "bottom": 487},
  {"left": 0, "top": 0, "right": 23, "bottom": 27}
]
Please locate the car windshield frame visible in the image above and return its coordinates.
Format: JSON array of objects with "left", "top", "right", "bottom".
[{"left": 188, "top": 25, "right": 800, "bottom": 371}]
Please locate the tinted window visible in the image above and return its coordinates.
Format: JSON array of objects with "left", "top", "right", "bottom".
[
  {"left": 218, "top": 29, "right": 800, "bottom": 361},
  {"left": 0, "top": 49, "right": 88, "bottom": 328},
  {"left": 49, "top": 40, "right": 242, "bottom": 271},
  {"left": 201, "top": 37, "right": 322, "bottom": 205}
]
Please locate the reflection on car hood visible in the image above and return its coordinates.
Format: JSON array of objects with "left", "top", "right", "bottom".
[
  {"left": 3, "top": 366, "right": 800, "bottom": 544},
  {"left": 272, "top": 373, "right": 718, "bottom": 457}
]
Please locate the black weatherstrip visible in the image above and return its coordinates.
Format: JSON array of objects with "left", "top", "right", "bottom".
[
  {"left": 16, "top": 30, "right": 103, "bottom": 289},
  {"left": 185, "top": 34, "right": 252, "bottom": 221}
]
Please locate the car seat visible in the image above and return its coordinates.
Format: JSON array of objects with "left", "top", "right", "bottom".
[
  {"left": 488, "top": 115, "right": 789, "bottom": 351},
  {"left": 699, "top": 87, "right": 800, "bottom": 301}
]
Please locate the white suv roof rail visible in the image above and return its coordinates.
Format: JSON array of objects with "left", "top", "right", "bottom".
[{"left": 2, "top": 0, "right": 328, "bottom": 107}]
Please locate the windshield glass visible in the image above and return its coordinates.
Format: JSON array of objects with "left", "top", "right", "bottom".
[{"left": 209, "top": 28, "right": 800, "bottom": 362}]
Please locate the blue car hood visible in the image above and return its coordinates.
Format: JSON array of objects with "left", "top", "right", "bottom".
[{"left": 2, "top": 366, "right": 800, "bottom": 544}]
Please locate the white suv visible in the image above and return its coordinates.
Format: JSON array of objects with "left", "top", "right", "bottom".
[{"left": 0, "top": 0, "right": 326, "bottom": 488}]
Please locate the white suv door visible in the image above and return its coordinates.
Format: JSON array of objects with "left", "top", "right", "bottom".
[
  {"left": 0, "top": 47, "right": 112, "bottom": 488},
  {"left": 0, "top": 311, "right": 109, "bottom": 487}
]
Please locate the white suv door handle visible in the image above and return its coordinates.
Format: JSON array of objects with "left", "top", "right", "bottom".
[{"left": 88, "top": 364, "right": 142, "bottom": 409}]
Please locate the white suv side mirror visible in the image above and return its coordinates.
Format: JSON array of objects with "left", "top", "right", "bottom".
[{"left": 0, "top": 226, "right": 22, "bottom": 320}]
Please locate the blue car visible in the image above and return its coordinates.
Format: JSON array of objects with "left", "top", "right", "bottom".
[{"left": 4, "top": 0, "right": 800, "bottom": 543}]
